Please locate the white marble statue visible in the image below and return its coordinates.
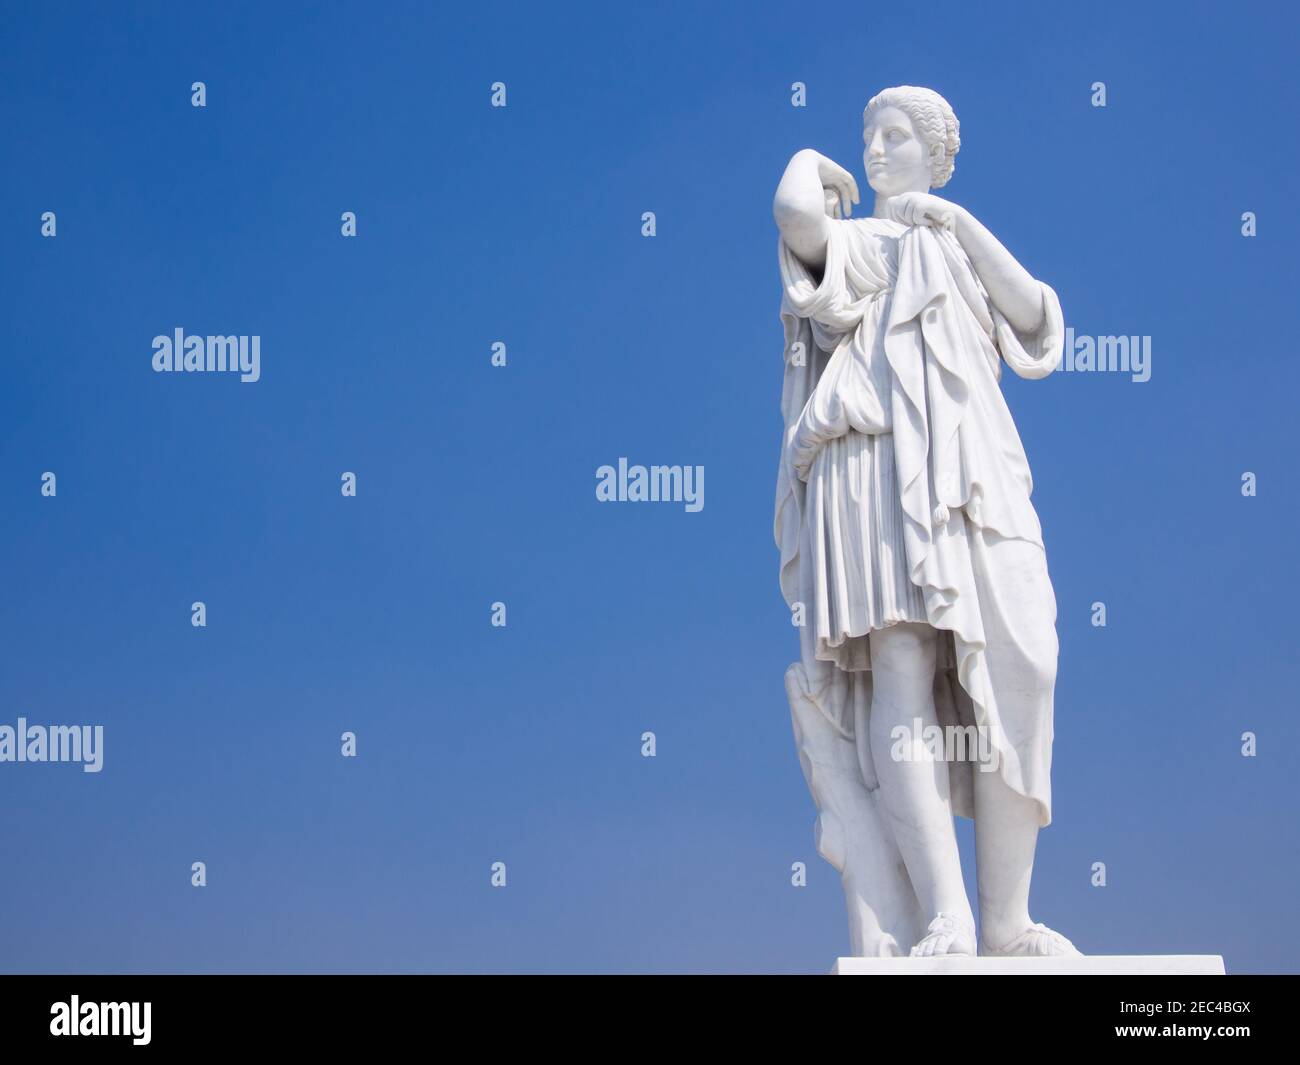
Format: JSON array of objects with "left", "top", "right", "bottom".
[{"left": 774, "top": 86, "right": 1079, "bottom": 959}]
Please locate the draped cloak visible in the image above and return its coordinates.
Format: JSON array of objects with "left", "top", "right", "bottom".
[{"left": 776, "top": 217, "right": 1064, "bottom": 827}]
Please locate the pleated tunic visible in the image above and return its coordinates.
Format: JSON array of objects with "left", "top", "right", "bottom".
[{"left": 776, "top": 216, "right": 1065, "bottom": 825}]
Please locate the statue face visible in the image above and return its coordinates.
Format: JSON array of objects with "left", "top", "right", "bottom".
[{"left": 863, "top": 106, "right": 932, "bottom": 198}]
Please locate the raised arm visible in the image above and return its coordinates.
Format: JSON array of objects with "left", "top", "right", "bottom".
[
  {"left": 885, "top": 192, "right": 1048, "bottom": 337},
  {"left": 950, "top": 209, "right": 1046, "bottom": 336},
  {"left": 773, "top": 149, "right": 859, "bottom": 271}
]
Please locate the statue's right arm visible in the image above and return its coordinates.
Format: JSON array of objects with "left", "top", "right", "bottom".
[{"left": 773, "top": 149, "right": 858, "bottom": 272}]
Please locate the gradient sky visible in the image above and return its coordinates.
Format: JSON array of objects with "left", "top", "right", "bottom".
[{"left": 1, "top": 0, "right": 1296, "bottom": 973}]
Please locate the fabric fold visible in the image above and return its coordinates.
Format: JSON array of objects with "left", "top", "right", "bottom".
[{"left": 776, "top": 216, "right": 1063, "bottom": 828}]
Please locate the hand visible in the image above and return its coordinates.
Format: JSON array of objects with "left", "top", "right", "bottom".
[
  {"left": 815, "top": 154, "right": 859, "bottom": 220},
  {"left": 887, "top": 191, "right": 960, "bottom": 231}
]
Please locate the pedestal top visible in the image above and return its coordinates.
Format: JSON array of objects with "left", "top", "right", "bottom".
[{"left": 833, "top": 955, "right": 1226, "bottom": 975}]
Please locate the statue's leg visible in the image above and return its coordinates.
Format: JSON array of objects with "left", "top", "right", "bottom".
[
  {"left": 971, "top": 730, "right": 1079, "bottom": 956},
  {"left": 967, "top": 529, "right": 1079, "bottom": 956},
  {"left": 971, "top": 767, "right": 1037, "bottom": 947},
  {"left": 867, "top": 621, "right": 976, "bottom": 955}
]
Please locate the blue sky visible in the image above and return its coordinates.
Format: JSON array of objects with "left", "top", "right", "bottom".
[{"left": 1, "top": 0, "right": 1296, "bottom": 973}]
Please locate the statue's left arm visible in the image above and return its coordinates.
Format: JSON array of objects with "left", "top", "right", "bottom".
[
  {"left": 949, "top": 207, "right": 1045, "bottom": 337},
  {"left": 888, "top": 192, "right": 1045, "bottom": 336}
]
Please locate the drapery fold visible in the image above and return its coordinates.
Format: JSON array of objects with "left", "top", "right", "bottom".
[{"left": 776, "top": 218, "right": 1063, "bottom": 826}]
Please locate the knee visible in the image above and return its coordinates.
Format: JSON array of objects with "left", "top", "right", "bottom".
[{"left": 869, "top": 622, "right": 936, "bottom": 679}]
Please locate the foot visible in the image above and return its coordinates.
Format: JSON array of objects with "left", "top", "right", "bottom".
[
  {"left": 981, "top": 922, "right": 1080, "bottom": 957},
  {"left": 909, "top": 913, "right": 976, "bottom": 958}
]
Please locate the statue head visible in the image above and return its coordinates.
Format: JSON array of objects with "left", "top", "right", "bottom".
[{"left": 862, "top": 86, "right": 960, "bottom": 197}]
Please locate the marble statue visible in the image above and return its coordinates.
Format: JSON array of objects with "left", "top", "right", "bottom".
[{"left": 774, "top": 86, "right": 1079, "bottom": 959}]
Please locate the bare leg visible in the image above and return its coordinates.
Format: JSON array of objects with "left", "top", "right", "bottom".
[
  {"left": 867, "top": 621, "right": 975, "bottom": 955},
  {"left": 972, "top": 765, "right": 1035, "bottom": 947},
  {"left": 973, "top": 753, "right": 1079, "bottom": 956}
]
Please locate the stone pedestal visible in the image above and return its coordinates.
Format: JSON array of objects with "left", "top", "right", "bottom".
[{"left": 832, "top": 955, "right": 1226, "bottom": 975}]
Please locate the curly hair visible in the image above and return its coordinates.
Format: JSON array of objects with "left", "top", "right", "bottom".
[{"left": 863, "top": 86, "right": 961, "bottom": 189}]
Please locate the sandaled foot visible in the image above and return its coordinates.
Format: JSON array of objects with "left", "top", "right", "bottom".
[
  {"left": 909, "top": 913, "right": 976, "bottom": 958},
  {"left": 981, "top": 922, "right": 1080, "bottom": 957}
]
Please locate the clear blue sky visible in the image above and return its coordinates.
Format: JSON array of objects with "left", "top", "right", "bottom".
[{"left": 1, "top": 1, "right": 1296, "bottom": 973}]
